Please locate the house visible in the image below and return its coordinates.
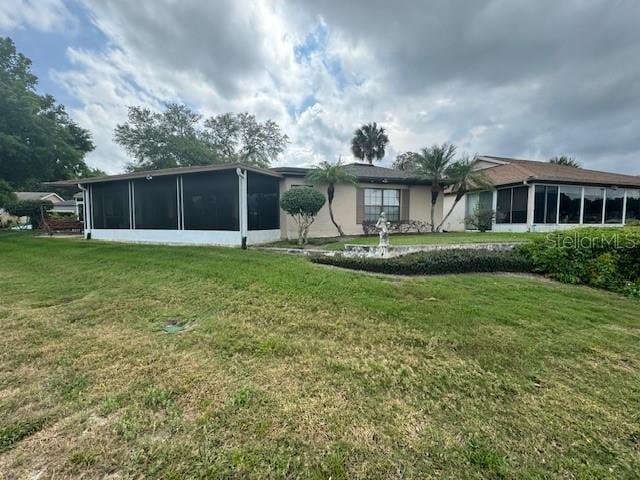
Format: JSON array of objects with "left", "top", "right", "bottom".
[
  {"left": 442, "top": 156, "right": 640, "bottom": 232},
  {"left": 0, "top": 191, "right": 67, "bottom": 227},
  {"left": 47, "top": 162, "right": 441, "bottom": 246}
]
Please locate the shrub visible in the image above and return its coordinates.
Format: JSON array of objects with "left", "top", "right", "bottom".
[
  {"left": 0, "top": 180, "right": 15, "bottom": 208},
  {"left": 464, "top": 206, "right": 495, "bottom": 232},
  {"left": 518, "top": 227, "right": 640, "bottom": 296},
  {"left": 310, "top": 248, "right": 532, "bottom": 275},
  {"left": 280, "top": 187, "right": 326, "bottom": 245},
  {"left": 3, "top": 199, "right": 52, "bottom": 229}
]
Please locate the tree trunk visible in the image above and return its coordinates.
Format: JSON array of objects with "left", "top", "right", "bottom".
[
  {"left": 327, "top": 184, "right": 345, "bottom": 237},
  {"left": 436, "top": 191, "right": 465, "bottom": 232},
  {"left": 430, "top": 189, "right": 439, "bottom": 232}
]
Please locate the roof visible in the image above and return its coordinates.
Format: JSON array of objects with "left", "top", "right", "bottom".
[
  {"left": 273, "top": 162, "right": 433, "bottom": 185},
  {"left": 14, "top": 192, "right": 64, "bottom": 202},
  {"left": 474, "top": 155, "right": 640, "bottom": 188},
  {"left": 46, "top": 162, "right": 282, "bottom": 187}
]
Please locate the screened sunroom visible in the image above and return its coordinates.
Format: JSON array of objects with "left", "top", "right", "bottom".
[{"left": 50, "top": 164, "right": 282, "bottom": 246}]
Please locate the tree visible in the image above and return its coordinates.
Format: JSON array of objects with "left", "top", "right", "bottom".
[
  {"left": 204, "top": 112, "right": 289, "bottom": 167},
  {"left": 0, "top": 37, "right": 95, "bottom": 188},
  {"left": 305, "top": 160, "right": 357, "bottom": 237},
  {"left": 413, "top": 143, "right": 457, "bottom": 232},
  {"left": 392, "top": 151, "right": 418, "bottom": 171},
  {"left": 0, "top": 179, "right": 15, "bottom": 208},
  {"left": 437, "top": 157, "right": 490, "bottom": 232},
  {"left": 114, "top": 104, "right": 217, "bottom": 171},
  {"left": 464, "top": 205, "right": 495, "bottom": 232},
  {"left": 3, "top": 199, "right": 52, "bottom": 229},
  {"left": 549, "top": 155, "right": 580, "bottom": 168},
  {"left": 280, "top": 187, "right": 325, "bottom": 246},
  {"left": 351, "top": 122, "right": 389, "bottom": 164}
]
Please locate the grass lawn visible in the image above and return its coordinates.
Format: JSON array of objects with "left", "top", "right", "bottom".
[
  {"left": 267, "top": 231, "right": 547, "bottom": 250},
  {"left": 1, "top": 233, "right": 639, "bottom": 478}
]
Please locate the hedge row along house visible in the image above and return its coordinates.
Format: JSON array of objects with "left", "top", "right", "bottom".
[{"left": 47, "top": 156, "right": 640, "bottom": 246}]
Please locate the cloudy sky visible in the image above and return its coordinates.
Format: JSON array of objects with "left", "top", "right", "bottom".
[{"left": 2, "top": 0, "right": 639, "bottom": 174}]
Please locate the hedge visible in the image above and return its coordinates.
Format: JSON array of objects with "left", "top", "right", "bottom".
[
  {"left": 518, "top": 226, "right": 640, "bottom": 296},
  {"left": 310, "top": 248, "right": 532, "bottom": 275}
]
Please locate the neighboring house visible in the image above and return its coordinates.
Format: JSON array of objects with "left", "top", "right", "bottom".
[
  {"left": 48, "top": 162, "right": 441, "bottom": 246},
  {"left": 442, "top": 156, "right": 640, "bottom": 232},
  {"left": 0, "top": 191, "right": 66, "bottom": 227}
]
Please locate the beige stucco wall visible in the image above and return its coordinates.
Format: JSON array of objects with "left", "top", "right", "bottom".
[
  {"left": 441, "top": 194, "right": 467, "bottom": 232},
  {"left": 279, "top": 177, "right": 443, "bottom": 239}
]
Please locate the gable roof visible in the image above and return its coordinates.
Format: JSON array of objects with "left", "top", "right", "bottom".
[
  {"left": 14, "top": 192, "right": 64, "bottom": 202},
  {"left": 45, "top": 163, "right": 282, "bottom": 187},
  {"left": 475, "top": 155, "right": 640, "bottom": 188},
  {"left": 273, "top": 162, "right": 433, "bottom": 185}
]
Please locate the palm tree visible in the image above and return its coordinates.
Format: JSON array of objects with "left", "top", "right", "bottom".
[
  {"left": 436, "top": 157, "right": 489, "bottom": 232},
  {"left": 306, "top": 159, "right": 357, "bottom": 237},
  {"left": 351, "top": 122, "right": 389, "bottom": 164},
  {"left": 549, "top": 155, "right": 580, "bottom": 168},
  {"left": 412, "top": 143, "right": 457, "bottom": 232}
]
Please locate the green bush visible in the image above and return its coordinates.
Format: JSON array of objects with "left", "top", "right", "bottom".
[
  {"left": 280, "top": 187, "right": 326, "bottom": 245},
  {"left": 310, "top": 248, "right": 532, "bottom": 275},
  {"left": 518, "top": 227, "right": 640, "bottom": 296}
]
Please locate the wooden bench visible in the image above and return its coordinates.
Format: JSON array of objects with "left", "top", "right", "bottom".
[{"left": 41, "top": 216, "right": 84, "bottom": 235}]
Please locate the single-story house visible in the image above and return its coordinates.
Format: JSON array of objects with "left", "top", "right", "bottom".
[
  {"left": 48, "top": 162, "right": 441, "bottom": 246},
  {"left": 442, "top": 156, "right": 640, "bottom": 232},
  {"left": 0, "top": 191, "right": 67, "bottom": 227}
]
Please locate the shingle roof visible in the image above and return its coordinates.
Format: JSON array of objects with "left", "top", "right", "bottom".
[
  {"left": 272, "top": 162, "right": 433, "bottom": 184},
  {"left": 45, "top": 162, "right": 282, "bottom": 186},
  {"left": 14, "top": 192, "right": 61, "bottom": 201},
  {"left": 477, "top": 156, "right": 640, "bottom": 188}
]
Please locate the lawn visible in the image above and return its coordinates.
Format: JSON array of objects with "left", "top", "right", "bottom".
[
  {"left": 1, "top": 233, "right": 639, "bottom": 478},
  {"left": 268, "top": 231, "right": 547, "bottom": 250}
]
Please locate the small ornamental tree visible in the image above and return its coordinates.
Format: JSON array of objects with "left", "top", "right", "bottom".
[
  {"left": 464, "top": 205, "right": 495, "bottom": 232},
  {"left": 3, "top": 199, "right": 52, "bottom": 229},
  {"left": 280, "top": 187, "right": 326, "bottom": 246}
]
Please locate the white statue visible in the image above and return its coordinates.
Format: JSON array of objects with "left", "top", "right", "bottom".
[{"left": 375, "top": 211, "right": 390, "bottom": 247}]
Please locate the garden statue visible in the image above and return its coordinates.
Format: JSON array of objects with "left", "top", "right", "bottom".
[{"left": 375, "top": 211, "right": 390, "bottom": 247}]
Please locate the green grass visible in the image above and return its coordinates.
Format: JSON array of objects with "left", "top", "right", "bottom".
[
  {"left": 1, "top": 232, "right": 639, "bottom": 478},
  {"left": 267, "top": 231, "right": 546, "bottom": 250}
]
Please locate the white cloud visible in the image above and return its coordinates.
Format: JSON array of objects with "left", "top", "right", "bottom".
[
  {"left": 0, "top": 0, "right": 75, "bottom": 32},
  {"left": 34, "top": 0, "right": 640, "bottom": 174}
]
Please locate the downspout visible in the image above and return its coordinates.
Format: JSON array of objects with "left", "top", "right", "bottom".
[
  {"left": 236, "top": 168, "right": 248, "bottom": 249},
  {"left": 78, "top": 184, "right": 90, "bottom": 240}
]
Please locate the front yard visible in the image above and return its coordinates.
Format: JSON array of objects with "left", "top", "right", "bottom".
[{"left": 1, "top": 233, "right": 639, "bottom": 478}]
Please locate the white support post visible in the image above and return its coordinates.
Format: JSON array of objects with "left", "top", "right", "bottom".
[
  {"left": 622, "top": 189, "right": 628, "bottom": 225},
  {"left": 579, "top": 186, "right": 585, "bottom": 224},
  {"left": 601, "top": 188, "right": 607, "bottom": 225},
  {"left": 236, "top": 168, "right": 248, "bottom": 248}
]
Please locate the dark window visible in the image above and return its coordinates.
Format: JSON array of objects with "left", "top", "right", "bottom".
[
  {"left": 534, "top": 185, "right": 546, "bottom": 223},
  {"left": 534, "top": 185, "right": 558, "bottom": 224},
  {"left": 583, "top": 187, "right": 604, "bottom": 224},
  {"left": 496, "top": 188, "right": 511, "bottom": 224},
  {"left": 364, "top": 188, "right": 400, "bottom": 222},
  {"left": 511, "top": 186, "right": 528, "bottom": 223},
  {"left": 496, "top": 186, "right": 528, "bottom": 224},
  {"left": 92, "top": 181, "right": 130, "bottom": 229},
  {"left": 248, "top": 173, "right": 280, "bottom": 230},
  {"left": 545, "top": 186, "right": 558, "bottom": 223},
  {"left": 558, "top": 186, "right": 581, "bottom": 224},
  {"left": 605, "top": 188, "right": 624, "bottom": 224},
  {"left": 626, "top": 189, "right": 640, "bottom": 222},
  {"left": 183, "top": 170, "right": 239, "bottom": 231},
  {"left": 134, "top": 176, "right": 178, "bottom": 229}
]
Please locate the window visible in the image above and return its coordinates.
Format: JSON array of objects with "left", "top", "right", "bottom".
[
  {"left": 626, "top": 189, "right": 640, "bottom": 222},
  {"left": 605, "top": 188, "right": 624, "bottom": 224},
  {"left": 558, "top": 186, "right": 581, "bottom": 224},
  {"left": 134, "top": 176, "right": 178, "bottom": 229},
  {"left": 91, "top": 181, "right": 130, "bottom": 229},
  {"left": 248, "top": 173, "right": 280, "bottom": 230},
  {"left": 465, "top": 191, "right": 493, "bottom": 229},
  {"left": 583, "top": 187, "right": 604, "bottom": 224},
  {"left": 496, "top": 186, "right": 528, "bottom": 224},
  {"left": 534, "top": 185, "right": 558, "bottom": 224},
  {"left": 183, "top": 170, "right": 239, "bottom": 231},
  {"left": 363, "top": 188, "right": 400, "bottom": 222}
]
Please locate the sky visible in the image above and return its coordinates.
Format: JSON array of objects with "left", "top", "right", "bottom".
[{"left": 1, "top": 0, "right": 639, "bottom": 175}]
